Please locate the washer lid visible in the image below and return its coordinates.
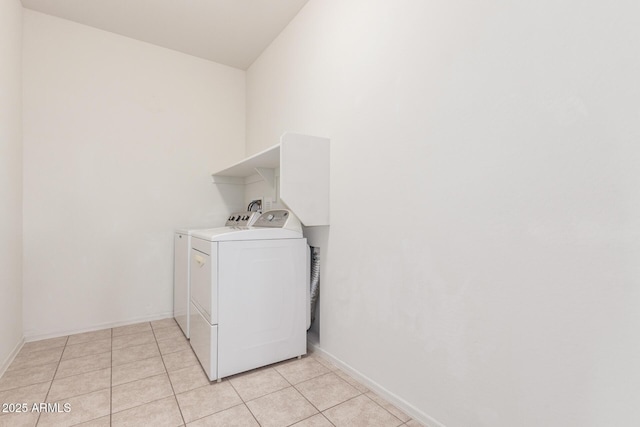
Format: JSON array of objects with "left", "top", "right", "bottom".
[
  {"left": 190, "top": 226, "right": 302, "bottom": 242},
  {"left": 175, "top": 227, "right": 210, "bottom": 235}
]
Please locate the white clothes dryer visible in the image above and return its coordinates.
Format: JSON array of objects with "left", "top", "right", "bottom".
[
  {"left": 189, "top": 210, "right": 308, "bottom": 381},
  {"left": 173, "top": 212, "right": 259, "bottom": 339}
]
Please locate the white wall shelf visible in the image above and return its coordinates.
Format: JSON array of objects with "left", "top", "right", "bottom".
[
  {"left": 211, "top": 144, "right": 280, "bottom": 184},
  {"left": 211, "top": 133, "right": 330, "bottom": 226}
]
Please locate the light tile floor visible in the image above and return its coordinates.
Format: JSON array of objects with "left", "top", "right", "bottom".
[{"left": 0, "top": 318, "right": 423, "bottom": 427}]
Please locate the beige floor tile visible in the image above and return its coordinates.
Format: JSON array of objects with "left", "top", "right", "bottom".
[
  {"left": 73, "top": 415, "right": 111, "bottom": 426},
  {"left": 0, "top": 333, "right": 419, "bottom": 427},
  {"left": 246, "top": 387, "right": 318, "bottom": 427},
  {"left": 112, "top": 356, "right": 166, "bottom": 386},
  {"left": 162, "top": 349, "right": 199, "bottom": 372},
  {"left": 168, "top": 365, "right": 210, "bottom": 394},
  {"left": 366, "top": 392, "right": 411, "bottom": 423},
  {"left": 61, "top": 338, "right": 111, "bottom": 361},
  {"left": 38, "top": 388, "right": 110, "bottom": 427},
  {"left": 308, "top": 354, "right": 339, "bottom": 372},
  {"left": 111, "top": 373, "right": 174, "bottom": 413},
  {"left": 55, "top": 352, "right": 111, "bottom": 379},
  {"left": 229, "top": 367, "right": 290, "bottom": 402},
  {"left": 0, "top": 411, "right": 39, "bottom": 427},
  {"left": 186, "top": 403, "right": 258, "bottom": 427},
  {"left": 323, "top": 394, "right": 403, "bottom": 427},
  {"left": 112, "top": 343, "right": 159, "bottom": 366},
  {"left": 112, "top": 322, "right": 152, "bottom": 337},
  {"left": 8, "top": 347, "right": 63, "bottom": 372},
  {"left": 46, "top": 368, "right": 111, "bottom": 402},
  {"left": 153, "top": 324, "right": 185, "bottom": 341},
  {"left": 334, "top": 369, "right": 370, "bottom": 393},
  {"left": 151, "top": 318, "right": 178, "bottom": 330},
  {"left": 112, "top": 330, "right": 156, "bottom": 350},
  {"left": 176, "top": 382, "right": 242, "bottom": 423},
  {"left": 0, "top": 362, "right": 57, "bottom": 392},
  {"left": 296, "top": 373, "right": 361, "bottom": 411},
  {"left": 274, "top": 357, "right": 330, "bottom": 385},
  {"left": 112, "top": 396, "right": 183, "bottom": 427},
  {"left": 291, "top": 413, "right": 334, "bottom": 427},
  {"left": 0, "top": 381, "right": 50, "bottom": 407},
  {"left": 66, "top": 329, "right": 111, "bottom": 346},
  {"left": 157, "top": 336, "right": 191, "bottom": 355},
  {"left": 21, "top": 336, "right": 68, "bottom": 353}
]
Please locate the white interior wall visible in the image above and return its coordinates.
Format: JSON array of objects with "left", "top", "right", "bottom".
[
  {"left": 0, "top": 0, "right": 24, "bottom": 371},
  {"left": 244, "top": 171, "right": 285, "bottom": 212},
  {"left": 246, "top": 1, "right": 640, "bottom": 426},
  {"left": 22, "top": 10, "right": 245, "bottom": 339}
]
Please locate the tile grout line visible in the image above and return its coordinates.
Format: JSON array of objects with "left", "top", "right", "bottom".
[
  {"left": 273, "top": 360, "right": 330, "bottom": 387},
  {"left": 235, "top": 357, "right": 343, "bottom": 427},
  {"left": 53, "top": 336, "right": 111, "bottom": 365},
  {"left": 288, "top": 412, "right": 337, "bottom": 427},
  {"left": 51, "top": 331, "right": 113, "bottom": 426},
  {"left": 232, "top": 368, "right": 294, "bottom": 403},
  {"left": 228, "top": 359, "right": 336, "bottom": 427},
  {"left": 226, "top": 379, "right": 262, "bottom": 426},
  {"left": 321, "top": 363, "right": 407, "bottom": 425},
  {"left": 354, "top": 393, "right": 405, "bottom": 426},
  {"left": 4, "top": 345, "right": 66, "bottom": 374},
  {"left": 362, "top": 390, "right": 408, "bottom": 425},
  {"left": 0, "top": 362, "right": 58, "bottom": 394},
  {"left": 10, "top": 324, "right": 413, "bottom": 427},
  {"left": 150, "top": 321, "right": 187, "bottom": 426},
  {"left": 109, "top": 373, "right": 173, "bottom": 418},
  {"left": 177, "top": 364, "right": 299, "bottom": 426},
  {"left": 110, "top": 354, "right": 164, "bottom": 385},
  {"left": 3, "top": 322, "right": 185, "bottom": 426},
  {"left": 272, "top": 364, "right": 294, "bottom": 387},
  {"left": 290, "top": 372, "right": 344, "bottom": 426},
  {"left": 45, "top": 328, "right": 113, "bottom": 427},
  {"left": 307, "top": 355, "right": 409, "bottom": 420},
  {"left": 327, "top": 368, "right": 407, "bottom": 423},
  {"left": 110, "top": 325, "right": 169, "bottom": 417},
  {"left": 36, "top": 334, "right": 69, "bottom": 426}
]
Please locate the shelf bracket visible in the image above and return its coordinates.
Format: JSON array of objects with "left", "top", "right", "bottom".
[{"left": 254, "top": 167, "right": 276, "bottom": 189}]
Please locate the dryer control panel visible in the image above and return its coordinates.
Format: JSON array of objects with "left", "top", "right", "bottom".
[
  {"left": 225, "top": 211, "right": 259, "bottom": 227},
  {"left": 253, "top": 210, "right": 302, "bottom": 233}
]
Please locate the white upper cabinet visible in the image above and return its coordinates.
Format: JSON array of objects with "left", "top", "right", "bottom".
[{"left": 212, "top": 133, "right": 330, "bottom": 226}]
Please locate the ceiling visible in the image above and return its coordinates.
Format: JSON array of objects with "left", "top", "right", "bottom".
[{"left": 20, "top": 0, "right": 310, "bottom": 70}]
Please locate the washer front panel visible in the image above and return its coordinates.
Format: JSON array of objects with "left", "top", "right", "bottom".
[
  {"left": 217, "top": 238, "right": 307, "bottom": 378},
  {"left": 190, "top": 242, "right": 217, "bottom": 325}
]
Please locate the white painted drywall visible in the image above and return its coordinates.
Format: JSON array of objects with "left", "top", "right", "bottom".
[
  {"left": 0, "top": 0, "right": 24, "bottom": 370},
  {"left": 246, "top": 1, "right": 640, "bottom": 426},
  {"left": 22, "top": 10, "right": 245, "bottom": 339},
  {"left": 0, "top": 0, "right": 23, "bottom": 374}
]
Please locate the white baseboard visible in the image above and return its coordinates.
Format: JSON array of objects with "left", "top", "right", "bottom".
[
  {"left": 23, "top": 311, "right": 174, "bottom": 342},
  {"left": 307, "top": 339, "right": 446, "bottom": 427},
  {"left": 0, "top": 336, "right": 25, "bottom": 378}
]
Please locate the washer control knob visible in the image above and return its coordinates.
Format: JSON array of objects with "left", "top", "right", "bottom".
[{"left": 267, "top": 214, "right": 274, "bottom": 221}]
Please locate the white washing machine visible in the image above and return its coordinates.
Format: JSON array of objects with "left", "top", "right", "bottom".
[
  {"left": 189, "top": 210, "right": 309, "bottom": 381},
  {"left": 173, "top": 212, "right": 259, "bottom": 339}
]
